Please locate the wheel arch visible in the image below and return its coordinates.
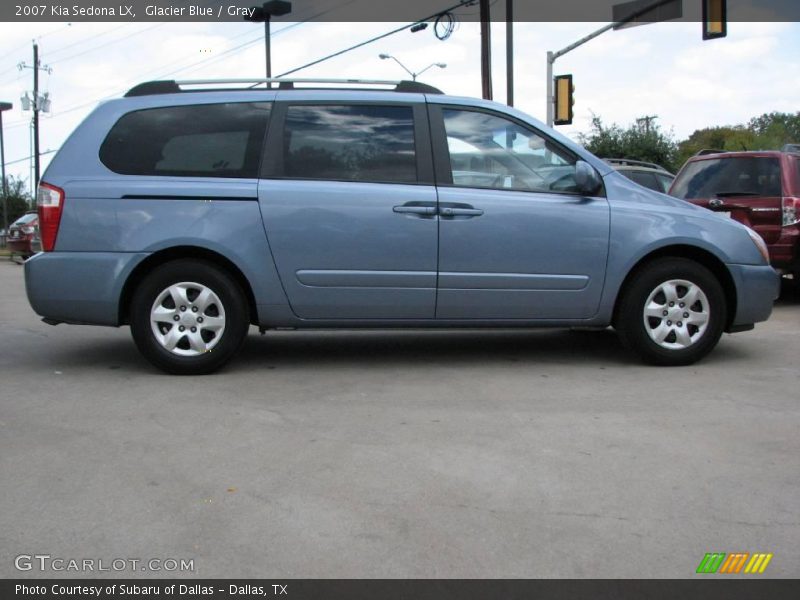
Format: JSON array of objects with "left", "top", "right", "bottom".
[
  {"left": 119, "top": 246, "right": 259, "bottom": 326},
  {"left": 612, "top": 244, "right": 737, "bottom": 330}
]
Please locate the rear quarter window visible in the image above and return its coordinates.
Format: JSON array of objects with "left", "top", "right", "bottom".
[{"left": 99, "top": 102, "right": 271, "bottom": 178}]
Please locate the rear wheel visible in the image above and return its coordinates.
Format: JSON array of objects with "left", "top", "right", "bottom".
[
  {"left": 616, "top": 258, "right": 726, "bottom": 366},
  {"left": 130, "top": 260, "right": 249, "bottom": 374}
]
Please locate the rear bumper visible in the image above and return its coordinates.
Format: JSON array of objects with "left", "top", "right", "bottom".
[
  {"left": 768, "top": 225, "right": 799, "bottom": 272},
  {"left": 727, "top": 263, "right": 780, "bottom": 329},
  {"left": 24, "top": 251, "right": 148, "bottom": 326}
]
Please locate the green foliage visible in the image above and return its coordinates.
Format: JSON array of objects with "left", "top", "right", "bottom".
[
  {"left": 675, "top": 111, "right": 800, "bottom": 169},
  {"left": 578, "top": 115, "right": 679, "bottom": 172},
  {"left": 1, "top": 176, "right": 33, "bottom": 230}
]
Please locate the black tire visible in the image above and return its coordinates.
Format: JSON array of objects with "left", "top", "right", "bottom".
[
  {"left": 129, "top": 259, "right": 249, "bottom": 375},
  {"left": 616, "top": 258, "right": 727, "bottom": 366}
]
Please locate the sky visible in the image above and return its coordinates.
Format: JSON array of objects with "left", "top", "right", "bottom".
[{"left": 0, "top": 16, "right": 798, "bottom": 194}]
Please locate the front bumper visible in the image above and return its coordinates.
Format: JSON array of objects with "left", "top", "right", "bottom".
[
  {"left": 726, "top": 263, "right": 780, "bottom": 328},
  {"left": 25, "top": 251, "right": 149, "bottom": 326},
  {"left": 7, "top": 237, "right": 34, "bottom": 254}
]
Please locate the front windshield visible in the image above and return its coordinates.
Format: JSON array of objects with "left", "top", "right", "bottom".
[{"left": 13, "top": 213, "right": 38, "bottom": 226}]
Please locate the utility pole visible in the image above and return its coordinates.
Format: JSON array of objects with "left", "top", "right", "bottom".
[
  {"left": 19, "top": 42, "right": 51, "bottom": 189},
  {"left": 506, "top": 0, "right": 513, "bottom": 106},
  {"left": 33, "top": 43, "right": 40, "bottom": 187},
  {"left": 0, "top": 101, "right": 12, "bottom": 244},
  {"left": 637, "top": 115, "right": 658, "bottom": 134},
  {"left": 479, "top": 0, "right": 492, "bottom": 100}
]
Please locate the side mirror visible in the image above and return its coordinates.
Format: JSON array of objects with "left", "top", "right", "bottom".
[{"left": 574, "top": 160, "right": 602, "bottom": 196}]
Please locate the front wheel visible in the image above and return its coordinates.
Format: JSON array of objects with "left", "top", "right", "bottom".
[
  {"left": 130, "top": 260, "right": 249, "bottom": 375},
  {"left": 616, "top": 258, "right": 727, "bottom": 366}
]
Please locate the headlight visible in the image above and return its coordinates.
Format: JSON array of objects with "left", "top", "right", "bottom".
[{"left": 745, "top": 227, "right": 770, "bottom": 264}]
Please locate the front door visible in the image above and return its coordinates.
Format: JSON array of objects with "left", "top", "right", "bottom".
[
  {"left": 258, "top": 100, "right": 438, "bottom": 319},
  {"left": 430, "top": 105, "right": 610, "bottom": 320}
]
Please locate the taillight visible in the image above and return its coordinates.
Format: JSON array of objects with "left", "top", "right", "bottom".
[
  {"left": 783, "top": 196, "right": 800, "bottom": 227},
  {"left": 37, "top": 182, "right": 65, "bottom": 252}
]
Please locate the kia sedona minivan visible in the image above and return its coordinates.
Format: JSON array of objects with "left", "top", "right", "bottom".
[{"left": 25, "top": 78, "right": 779, "bottom": 374}]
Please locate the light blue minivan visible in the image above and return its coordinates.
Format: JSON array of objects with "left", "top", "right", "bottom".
[{"left": 25, "top": 78, "right": 779, "bottom": 374}]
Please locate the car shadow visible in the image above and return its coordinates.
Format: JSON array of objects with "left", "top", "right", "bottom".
[
  {"left": 233, "top": 328, "right": 633, "bottom": 371},
  {"left": 776, "top": 278, "right": 800, "bottom": 306}
]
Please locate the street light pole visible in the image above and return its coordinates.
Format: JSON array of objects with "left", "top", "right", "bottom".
[
  {"left": 0, "top": 101, "right": 12, "bottom": 245},
  {"left": 244, "top": 1, "right": 292, "bottom": 85},
  {"left": 545, "top": 0, "right": 678, "bottom": 126},
  {"left": 379, "top": 54, "right": 446, "bottom": 81}
]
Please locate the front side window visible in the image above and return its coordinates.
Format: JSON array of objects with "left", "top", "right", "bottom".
[
  {"left": 442, "top": 108, "right": 579, "bottom": 193},
  {"left": 100, "top": 102, "right": 271, "bottom": 178},
  {"left": 283, "top": 104, "right": 417, "bottom": 184},
  {"left": 671, "top": 157, "right": 783, "bottom": 199}
]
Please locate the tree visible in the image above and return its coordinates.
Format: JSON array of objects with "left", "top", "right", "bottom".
[
  {"left": 747, "top": 111, "right": 800, "bottom": 147},
  {"left": 675, "top": 111, "right": 800, "bottom": 167},
  {"left": 579, "top": 115, "right": 679, "bottom": 172},
  {"left": 1, "top": 176, "right": 33, "bottom": 231}
]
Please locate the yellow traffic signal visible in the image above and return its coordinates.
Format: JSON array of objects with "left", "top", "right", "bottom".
[
  {"left": 554, "top": 74, "right": 575, "bottom": 126},
  {"left": 703, "top": 0, "right": 727, "bottom": 40}
]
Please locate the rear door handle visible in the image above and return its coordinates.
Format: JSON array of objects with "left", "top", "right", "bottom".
[
  {"left": 440, "top": 207, "right": 484, "bottom": 217},
  {"left": 393, "top": 204, "right": 437, "bottom": 216}
]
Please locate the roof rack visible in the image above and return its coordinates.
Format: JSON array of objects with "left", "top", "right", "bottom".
[
  {"left": 124, "top": 78, "right": 443, "bottom": 97},
  {"left": 603, "top": 158, "right": 668, "bottom": 171}
]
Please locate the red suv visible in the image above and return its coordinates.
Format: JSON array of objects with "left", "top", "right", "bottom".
[
  {"left": 6, "top": 211, "right": 39, "bottom": 259},
  {"left": 669, "top": 150, "right": 800, "bottom": 279}
]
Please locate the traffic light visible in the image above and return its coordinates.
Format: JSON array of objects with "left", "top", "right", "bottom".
[
  {"left": 553, "top": 74, "right": 575, "bottom": 126},
  {"left": 702, "top": 0, "right": 727, "bottom": 40}
]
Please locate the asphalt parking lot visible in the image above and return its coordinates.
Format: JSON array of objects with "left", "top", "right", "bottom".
[{"left": 1, "top": 258, "right": 798, "bottom": 578}]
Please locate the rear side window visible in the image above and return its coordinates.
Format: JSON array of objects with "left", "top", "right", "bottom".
[
  {"left": 671, "top": 157, "right": 782, "bottom": 199},
  {"left": 282, "top": 104, "right": 417, "bottom": 183},
  {"left": 100, "top": 102, "right": 271, "bottom": 178}
]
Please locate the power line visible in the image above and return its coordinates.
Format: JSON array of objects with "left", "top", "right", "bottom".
[
  {"left": 43, "top": 24, "right": 131, "bottom": 60},
  {"left": 3, "top": 0, "right": 349, "bottom": 130},
  {"left": 1, "top": 23, "right": 300, "bottom": 132},
  {"left": 3, "top": 149, "right": 56, "bottom": 168},
  {"left": 278, "top": 0, "right": 475, "bottom": 77},
  {"left": 46, "top": 23, "right": 169, "bottom": 66}
]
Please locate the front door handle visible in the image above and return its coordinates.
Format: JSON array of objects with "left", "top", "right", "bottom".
[
  {"left": 393, "top": 203, "right": 437, "bottom": 216},
  {"left": 440, "top": 206, "right": 484, "bottom": 217}
]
